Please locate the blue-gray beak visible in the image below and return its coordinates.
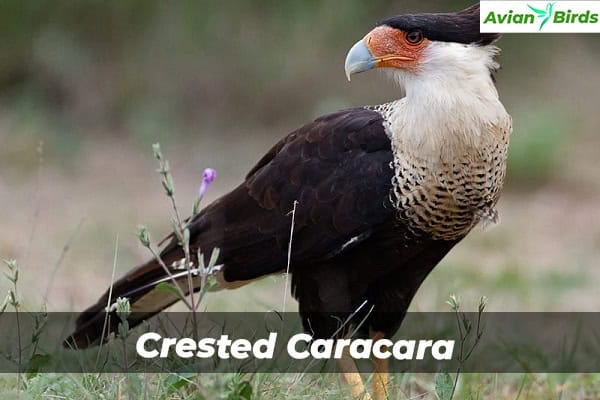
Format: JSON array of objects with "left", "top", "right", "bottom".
[{"left": 344, "top": 39, "right": 376, "bottom": 81}]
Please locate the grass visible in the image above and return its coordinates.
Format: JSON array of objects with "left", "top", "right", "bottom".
[{"left": 0, "top": 372, "right": 598, "bottom": 399}]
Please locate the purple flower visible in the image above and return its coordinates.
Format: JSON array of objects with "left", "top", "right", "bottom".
[{"left": 198, "top": 168, "right": 217, "bottom": 198}]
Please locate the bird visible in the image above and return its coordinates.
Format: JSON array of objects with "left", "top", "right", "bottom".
[
  {"left": 528, "top": 2, "right": 555, "bottom": 31},
  {"left": 66, "top": 3, "right": 511, "bottom": 399}
]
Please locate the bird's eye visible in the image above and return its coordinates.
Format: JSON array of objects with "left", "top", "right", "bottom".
[{"left": 405, "top": 30, "right": 423, "bottom": 45}]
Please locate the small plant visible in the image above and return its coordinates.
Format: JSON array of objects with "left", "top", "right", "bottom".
[
  {"left": 138, "top": 144, "right": 219, "bottom": 324},
  {"left": 2, "top": 259, "right": 23, "bottom": 389},
  {"left": 435, "top": 294, "right": 487, "bottom": 400},
  {"left": 2, "top": 259, "right": 20, "bottom": 313},
  {"left": 0, "top": 259, "right": 52, "bottom": 389},
  {"left": 129, "top": 144, "right": 220, "bottom": 397},
  {"left": 26, "top": 310, "right": 49, "bottom": 377},
  {"left": 116, "top": 297, "right": 131, "bottom": 369},
  {"left": 114, "top": 296, "right": 144, "bottom": 399}
]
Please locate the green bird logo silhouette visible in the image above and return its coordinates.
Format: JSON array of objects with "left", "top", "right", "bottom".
[{"left": 528, "top": 2, "right": 556, "bottom": 31}]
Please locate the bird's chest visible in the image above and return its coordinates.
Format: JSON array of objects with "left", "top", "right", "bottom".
[{"left": 390, "top": 142, "right": 508, "bottom": 240}]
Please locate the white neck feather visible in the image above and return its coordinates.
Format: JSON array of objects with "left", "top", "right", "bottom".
[{"left": 383, "top": 42, "right": 510, "bottom": 163}]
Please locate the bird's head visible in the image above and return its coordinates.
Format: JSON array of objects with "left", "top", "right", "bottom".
[{"left": 345, "top": 4, "right": 501, "bottom": 88}]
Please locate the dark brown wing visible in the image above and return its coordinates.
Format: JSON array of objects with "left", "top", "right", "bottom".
[{"left": 215, "top": 107, "right": 394, "bottom": 280}]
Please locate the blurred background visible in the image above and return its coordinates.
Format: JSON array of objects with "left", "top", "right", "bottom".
[{"left": 0, "top": 0, "right": 599, "bottom": 313}]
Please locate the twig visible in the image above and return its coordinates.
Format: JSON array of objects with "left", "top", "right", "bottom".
[
  {"left": 282, "top": 200, "right": 298, "bottom": 313},
  {"left": 43, "top": 219, "right": 85, "bottom": 305},
  {"left": 146, "top": 244, "right": 193, "bottom": 310},
  {"left": 96, "top": 235, "right": 120, "bottom": 366},
  {"left": 22, "top": 141, "right": 44, "bottom": 267}
]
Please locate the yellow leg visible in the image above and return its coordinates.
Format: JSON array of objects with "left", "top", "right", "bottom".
[
  {"left": 370, "top": 329, "right": 389, "bottom": 400},
  {"left": 338, "top": 346, "right": 372, "bottom": 400}
]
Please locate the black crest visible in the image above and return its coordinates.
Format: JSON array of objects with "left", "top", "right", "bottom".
[{"left": 379, "top": 3, "right": 500, "bottom": 46}]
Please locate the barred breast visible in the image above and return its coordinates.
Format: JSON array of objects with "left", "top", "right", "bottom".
[{"left": 389, "top": 125, "right": 510, "bottom": 241}]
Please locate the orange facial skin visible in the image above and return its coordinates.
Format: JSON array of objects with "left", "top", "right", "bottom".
[{"left": 364, "top": 26, "right": 429, "bottom": 71}]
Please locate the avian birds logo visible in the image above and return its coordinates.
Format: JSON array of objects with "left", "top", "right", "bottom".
[{"left": 528, "top": 2, "right": 556, "bottom": 30}]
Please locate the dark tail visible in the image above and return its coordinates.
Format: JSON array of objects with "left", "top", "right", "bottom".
[{"left": 63, "top": 255, "right": 200, "bottom": 348}]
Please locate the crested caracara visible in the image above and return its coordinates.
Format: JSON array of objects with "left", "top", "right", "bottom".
[{"left": 67, "top": 4, "right": 511, "bottom": 399}]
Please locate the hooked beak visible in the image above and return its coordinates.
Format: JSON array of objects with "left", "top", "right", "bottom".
[
  {"left": 345, "top": 26, "right": 420, "bottom": 81},
  {"left": 344, "top": 39, "right": 376, "bottom": 81}
]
